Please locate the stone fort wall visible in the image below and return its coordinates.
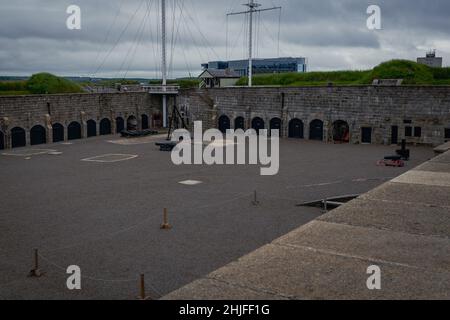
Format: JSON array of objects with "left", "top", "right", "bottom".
[
  {"left": 178, "top": 86, "right": 450, "bottom": 146},
  {"left": 0, "top": 92, "right": 168, "bottom": 149},
  {"left": 1, "top": 86, "right": 450, "bottom": 149}
]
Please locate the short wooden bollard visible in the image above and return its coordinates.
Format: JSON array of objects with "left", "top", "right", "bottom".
[
  {"left": 137, "top": 274, "right": 151, "bottom": 300},
  {"left": 28, "top": 249, "right": 43, "bottom": 278},
  {"left": 160, "top": 208, "right": 172, "bottom": 230},
  {"left": 252, "top": 191, "right": 260, "bottom": 206}
]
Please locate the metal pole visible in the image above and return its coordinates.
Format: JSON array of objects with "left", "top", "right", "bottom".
[
  {"left": 161, "top": 0, "right": 168, "bottom": 127},
  {"left": 248, "top": 0, "right": 254, "bottom": 88}
]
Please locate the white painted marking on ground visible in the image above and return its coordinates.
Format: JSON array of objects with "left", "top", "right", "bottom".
[
  {"left": 2, "top": 149, "right": 57, "bottom": 157},
  {"left": 81, "top": 154, "right": 138, "bottom": 163},
  {"left": 179, "top": 180, "right": 203, "bottom": 186}
]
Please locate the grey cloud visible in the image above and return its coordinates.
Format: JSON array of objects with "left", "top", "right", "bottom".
[{"left": 0, "top": 0, "right": 449, "bottom": 77}]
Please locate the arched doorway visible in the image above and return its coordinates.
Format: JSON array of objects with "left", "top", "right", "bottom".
[
  {"left": 0, "top": 130, "right": 5, "bottom": 150},
  {"left": 116, "top": 117, "right": 125, "bottom": 133},
  {"left": 235, "top": 117, "right": 245, "bottom": 130},
  {"left": 270, "top": 118, "right": 282, "bottom": 135},
  {"left": 127, "top": 116, "right": 138, "bottom": 131},
  {"left": 53, "top": 123, "right": 64, "bottom": 142},
  {"left": 141, "top": 114, "right": 149, "bottom": 130},
  {"left": 30, "top": 125, "right": 46, "bottom": 145},
  {"left": 153, "top": 113, "right": 162, "bottom": 128},
  {"left": 289, "top": 119, "right": 304, "bottom": 138},
  {"left": 100, "top": 118, "right": 111, "bottom": 135},
  {"left": 333, "top": 120, "right": 350, "bottom": 143},
  {"left": 309, "top": 119, "right": 324, "bottom": 141},
  {"left": 68, "top": 122, "right": 82, "bottom": 140},
  {"left": 252, "top": 117, "right": 265, "bottom": 135},
  {"left": 87, "top": 120, "right": 97, "bottom": 138},
  {"left": 11, "top": 127, "right": 26, "bottom": 148},
  {"left": 218, "top": 115, "right": 231, "bottom": 134}
]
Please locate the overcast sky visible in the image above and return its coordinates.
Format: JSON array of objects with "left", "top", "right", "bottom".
[{"left": 0, "top": 0, "right": 449, "bottom": 78}]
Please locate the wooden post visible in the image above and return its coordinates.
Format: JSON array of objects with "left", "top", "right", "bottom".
[
  {"left": 137, "top": 274, "right": 151, "bottom": 300},
  {"left": 28, "top": 249, "right": 43, "bottom": 278},
  {"left": 252, "top": 190, "right": 260, "bottom": 206},
  {"left": 160, "top": 208, "right": 172, "bottom": 230}
]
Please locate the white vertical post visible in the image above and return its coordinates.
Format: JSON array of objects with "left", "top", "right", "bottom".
[
  {"left": 248, "top": 0, "right": 254, "bottom": 88},
  {"left": 161, "top": 0, "right": 168, "bottom": 127}
]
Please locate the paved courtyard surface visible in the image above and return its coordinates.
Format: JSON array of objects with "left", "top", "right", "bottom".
[{"left": 0, "top": 135, "right": 434, "bottom": 300}]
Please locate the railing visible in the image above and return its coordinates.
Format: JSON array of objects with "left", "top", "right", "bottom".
[{"left": 143, "top": 85, "right": 180, "bottom": 94}]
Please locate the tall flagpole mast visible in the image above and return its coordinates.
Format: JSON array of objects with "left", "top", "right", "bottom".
[
  {"left": 228, "top": 1, "right": 281, "bottom": 88},
  {"left": 161, "top": 0, "right": 168, "bottom": 127}
]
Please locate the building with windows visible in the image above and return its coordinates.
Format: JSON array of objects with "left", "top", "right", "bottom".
[
  {"left": 201, "top": 57, "right": 307, "bottom": 77},
  {"left": 417, "top": 50, "right": 443, "bottom": 68}
]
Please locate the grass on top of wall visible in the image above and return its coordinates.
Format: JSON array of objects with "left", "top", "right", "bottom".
[{"left": 236, "top": 60, "right": 450, "bottom": 86}]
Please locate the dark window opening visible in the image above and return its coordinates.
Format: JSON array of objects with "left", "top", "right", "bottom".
[
  {"left": 405, "top": 126, "right": 413, "bottom": 137},
  {"left": 445, "top": 128, "right": 450, "bottom": 140},
  {"left": 414, "top": 127, "right": 422, "bottom": 138}
]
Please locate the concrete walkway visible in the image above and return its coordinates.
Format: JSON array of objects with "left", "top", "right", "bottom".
[{"left": 163, "top": 151, "right": 450, "bottom": 300}]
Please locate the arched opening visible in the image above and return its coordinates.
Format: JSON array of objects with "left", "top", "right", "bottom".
[
  {"left": 68, "top": 122, "right": 82, "bottom": 141},
  {"left": 235, "top": 117, "right": 245, "bottom": 130},
  {"left": 252, "top": 117, "right": 265, "bottom": 135},
  {"left": 127, "top": 116, "right": 138, "bottom": 131},
  {"left": 100, "top": 118, "right": 111, "bottom": 136},
  {"left": 270, "top": 118, "right": 282, "bottom": 135},
  {"left": 30, "top": 125, "right": 46, "bottom": 145},
  {"left": 141, "top": 114, "right": 149, "bottom": 130},
  {"left": 309, "top": 119, "right": 324, "bottom": 141},
  {"left": 0, "top": 130, "right": 5, "bottom": 150},
  {"left": 11, "top": 127, "right": 26, "bottom": 148},
  {"left": 52, "top": 123, "right": 64, "bottom": 142},
  {"left": 116, "top": 117, "right": 125, "bottom": 133},
  {"left": 87, "top": 120, "right": 97, "bottom": 138},
  {"left": 152, "top": 113, "right": 162, "bottom": 128},
  {"left": 218, "top": 115, "right": 231, "bottom": 134},
  {"left": 361, "top": 127, "right": 372, "bottom": 144},
  {"left": 289, "top": 119, "right": 304, "bottom": 139},
  {"left": 333, "top": 120, "right": 350, "bottom": 143}
]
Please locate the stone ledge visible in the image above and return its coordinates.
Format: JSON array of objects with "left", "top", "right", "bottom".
[{"left": 162, "top": 149, "right": 450, "bottom": 300}]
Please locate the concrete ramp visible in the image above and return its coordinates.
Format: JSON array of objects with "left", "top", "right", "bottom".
[{"left": 162, "top": 150, "right": 450, "bottom": 300}]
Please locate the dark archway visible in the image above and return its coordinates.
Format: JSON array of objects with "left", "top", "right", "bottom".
[
  {"left": 0, "top": 130, "right": 4, "bottom": 150},
  {"left": 309, "top": 119, "right": 324, "bottom": 141},
  {"left": 333, "top": 120, "right": 350, "bottom": 143},
  {"left": 289, "top": 119, "right": 304, "bottom": 138},
  {"left": 100, "top": 118, "right": 111, "bottom": 136},
  {"left": 11, "top": 127, "right": 26, "bottom": 148},
  {"left": 141, "top": 114, "right": 149, "bottom": 130},
  {"left": 53, "top": 123, "right": 64, "bottom": 143},
  {"left": 87, "top": 120, "right": 97, "bottom": 138},
  {"left": 252, "top": 117, "right": 265, "bottom": 135},
  {"left": 153, "top": 113, "right": 162, "bottom": 128},
  {"left": 218, "top": 115, "right": 231, "bottom": 134},
  {"left": 127, "top": 116, "right": 138, "bottom": 131},
  {"left": 235, "top": 117, "right": 245, "bottom": 130},
  {"left": 361, "top": 127, "right": 372, "bottom": 144},
  {"left": 270, "top": 118, "right": 282, "bottom": 135},
  {"left": 68, "top": 122, "right": 82, "bottom": 140},
  {"left": 30, "top": 125, "right": 46, "bottom": 145},
  {"left": 116, "top": 117, "right": 125, "bottom": 133}
]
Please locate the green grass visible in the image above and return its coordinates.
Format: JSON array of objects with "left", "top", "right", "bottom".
[
  {"left": 26, "top": 73, "right": 84, "bottom": 94},
  {"left": 237, "top": 60, "right": 450, "bottom": 86},
  {"left": 0, "top": 73, "right": 84, "bottom": 96}
]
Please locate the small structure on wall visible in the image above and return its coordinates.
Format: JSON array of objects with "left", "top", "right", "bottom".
[{"left": 198, "top": 69, "right": 241, "bottom": 88}]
